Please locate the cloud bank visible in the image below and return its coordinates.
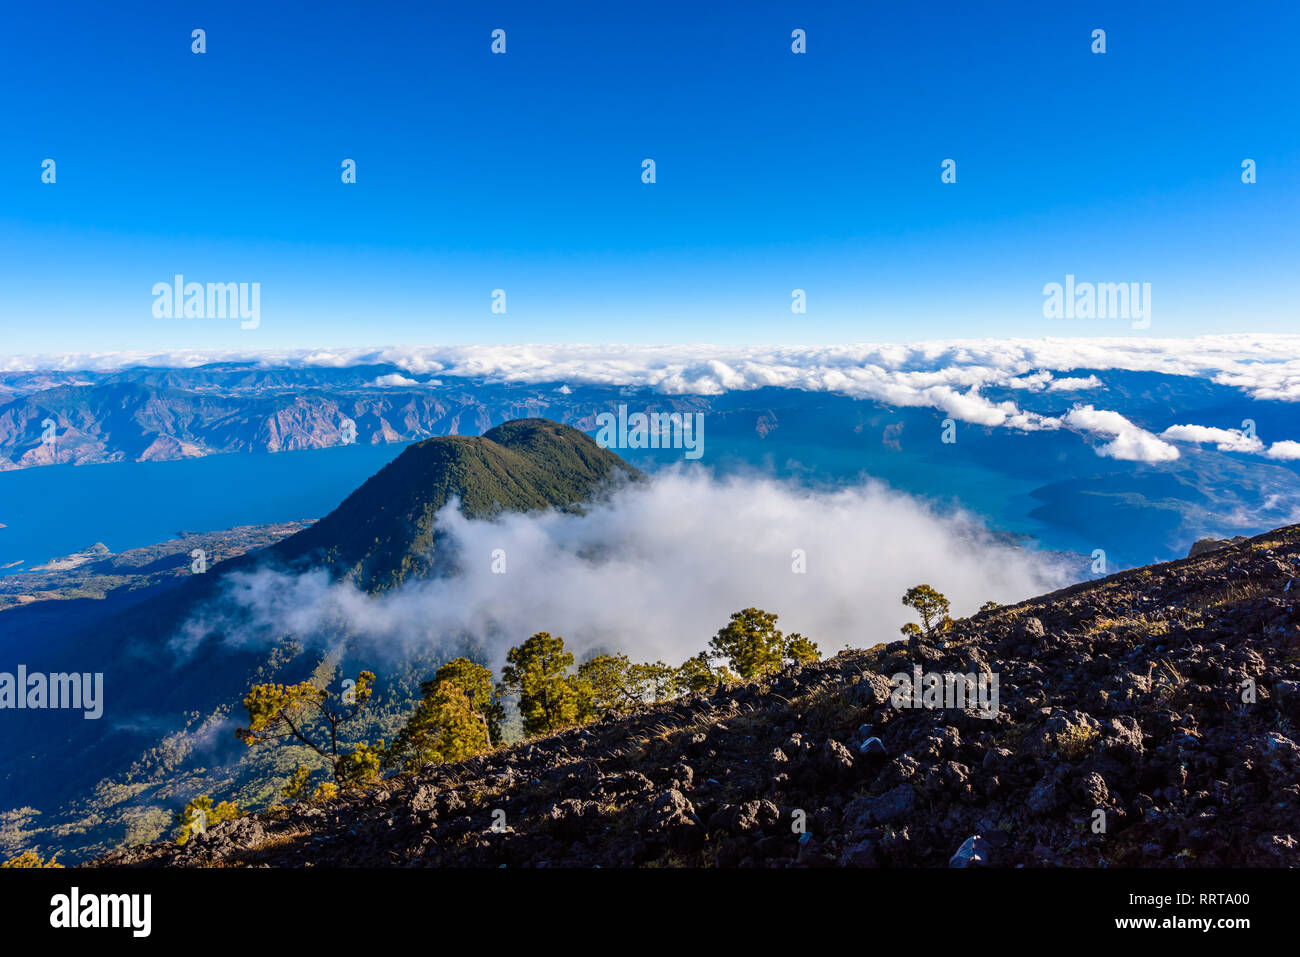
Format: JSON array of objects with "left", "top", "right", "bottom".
[
  {"left": 173, "top": 470, "right": 1074, "bottom": 669},
  {"left": 7, "top": 336, "right": 1300, "bottom": 467},
  {"left": 7, "top": 333, "right": 1300, "bottom": 400}
]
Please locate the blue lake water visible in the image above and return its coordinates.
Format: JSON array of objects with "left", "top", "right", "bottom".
[{"left": 0, "top": 443, "right": 412, "bottom": 574}]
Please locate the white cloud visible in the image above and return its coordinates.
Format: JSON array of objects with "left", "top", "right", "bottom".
[
  {"left": 1161, "top": 424, "right": 1266, "bottom": 455},
  {"left": 172, "top": 471, "right": 1073, "bottom": 666},
  {"left": 1266, "top": 440, "right": 1300, "bottom": 461},
  {"left": 1047, "top": 375, "right": 1103, "bottom": 392},
  {"left": 1063, "top": 405, "right": 1180, "bottom": 463},
  {"left": 370, "top": 373, "right": 420, "bottom": 387},
  {"left": 1005, "top": 372, "right": 1102, "bottom": 393},
  {"left": 6, "top": 335, "right": 1300, "bottom": 464},
  {"left": 369, "top": 373, "right": 440, "bottom": 388},
  {"left": 1005, "top": 371, "right": 1054, "bottom": 391}
]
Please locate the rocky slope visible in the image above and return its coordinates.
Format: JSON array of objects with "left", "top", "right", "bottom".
[{"left": 101, "top": 525, "right": 1300, "bottom": 868}]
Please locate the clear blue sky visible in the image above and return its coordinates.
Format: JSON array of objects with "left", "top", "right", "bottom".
[{"left": 1, "top": 0, "right": 1296, "bottom": 354}]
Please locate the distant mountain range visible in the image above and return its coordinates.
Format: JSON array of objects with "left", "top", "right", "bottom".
[
  {"left": 2, "top": 358, "right": 1296, "bottom": 475},
  {"left": 0, "top": 364, "right": 690, "bottom": 470}
]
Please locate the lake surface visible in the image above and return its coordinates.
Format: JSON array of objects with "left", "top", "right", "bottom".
[{"left": 0, "top": 443, "right": 411, "bottom": 574}]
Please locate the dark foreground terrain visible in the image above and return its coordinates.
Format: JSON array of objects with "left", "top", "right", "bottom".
[{"left": 101, "top": 527, "right": 1300, "bottom": 868}]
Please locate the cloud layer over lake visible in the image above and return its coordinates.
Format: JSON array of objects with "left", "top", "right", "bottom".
[{"left": 173, "top": 469, "right": 1074, "bottom": 668}]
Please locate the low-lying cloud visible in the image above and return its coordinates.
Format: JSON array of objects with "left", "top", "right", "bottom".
[
  {"left": 1063, "top": 405, "right": 1180, "bottom": 464},
  {"left": 1161, "top": 423, "right": 1300, "bottom": 461},
  {"left": 173, "top": 470, "right": 1075, "bottom": 670}
]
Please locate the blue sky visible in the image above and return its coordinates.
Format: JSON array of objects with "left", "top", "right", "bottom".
[{"left": 1, "top": 0, "right": 1296, "bottom": 354}]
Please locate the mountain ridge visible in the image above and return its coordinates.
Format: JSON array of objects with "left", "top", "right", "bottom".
[{"left": 254, "top": 417, "right": 643, "bottom": 590}]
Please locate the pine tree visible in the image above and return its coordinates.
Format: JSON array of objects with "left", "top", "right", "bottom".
[
  {"left": 630, "top": 660, "right": 680, "bottom": 701},
  {"left": 173, "top": 795, "right": 241, "bottom": 845},
  {"left": 784, "top": 633, "right": 822, "bottom": 665},
  {"left": 677, "top": 652, "right": 739, "bottom": 693},
  {"left": 235, "top": 669, "right": 382, "bottom": 786},
  {"left": 388, "top": 681, "right": 491, "bottom": 769},
  {"left": 499, "top": 632, "right": 580, "bottom": 735},
  {"left": 901, "top": 585, "right": 952, "bottom": 637},
  {"left": 426, "top": 657, "right": 502, "bottom": 743},
  {"left": 709, "top": 608, "right": 787, "bottom": 679},
  {"left": 576, "top": 653, "right": 641, "bottom": 717}
]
